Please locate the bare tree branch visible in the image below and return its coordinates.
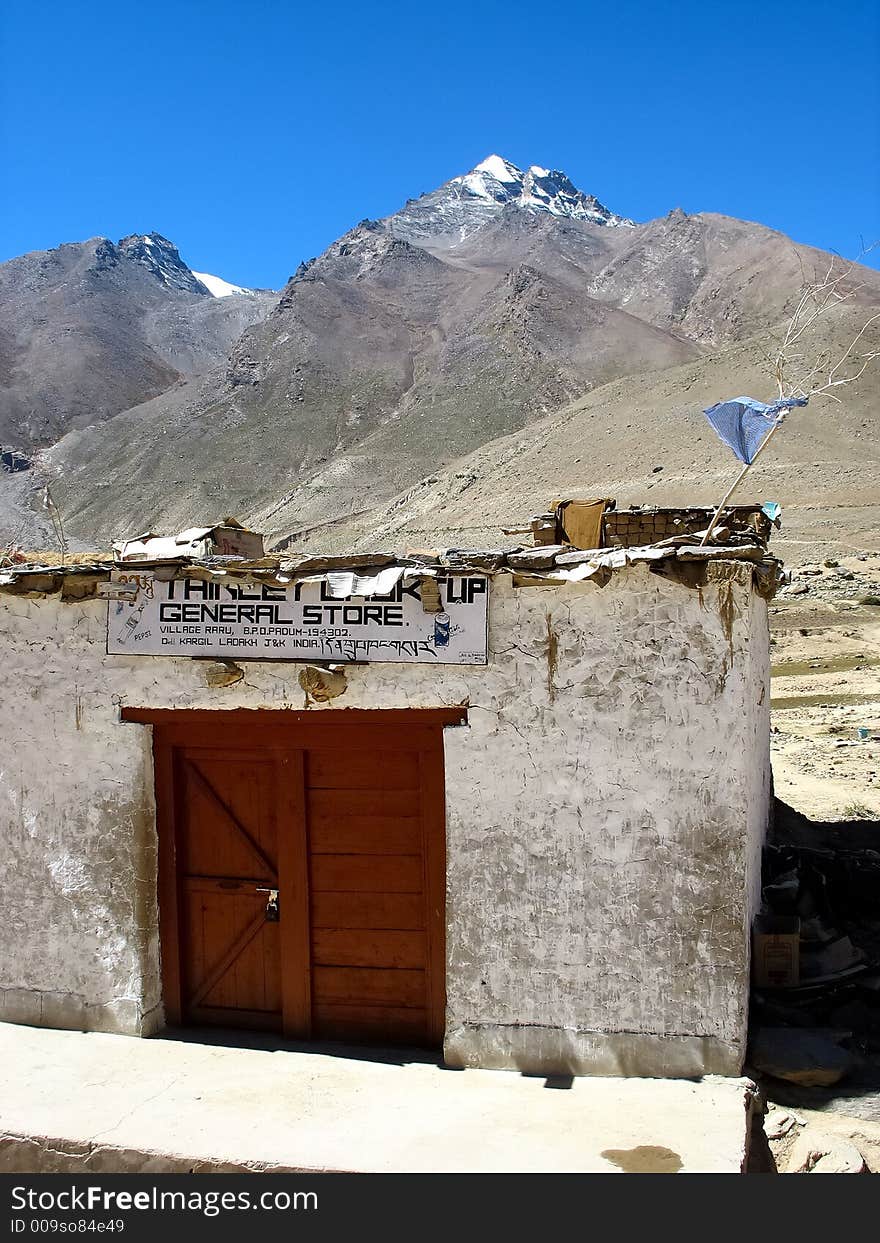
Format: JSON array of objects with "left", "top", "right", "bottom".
[
  {"left": 772, "top": 245, "right": 879, "bottom": 400},
  {"left": 702, "top": 245, "right": 879, "bottom": 545}
]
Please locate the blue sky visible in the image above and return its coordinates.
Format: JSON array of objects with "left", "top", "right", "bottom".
[{"left": 1, "top": 0, "right": 878, "bottom": 287}]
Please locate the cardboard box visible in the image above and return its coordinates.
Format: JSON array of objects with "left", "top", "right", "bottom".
[
  {"left": 529, "top": 513, "right": 558, "bottom": 546},
  {"left": 752, "top": 914, "right": 800, "bottom": 989}
]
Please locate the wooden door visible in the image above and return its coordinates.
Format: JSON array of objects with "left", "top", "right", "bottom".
[
  {"left": 138, "top": 709, "right": 455, "bottom": 1047},
  {"left": 170, "top": 746, "right": 307, "bottom": 1031}
]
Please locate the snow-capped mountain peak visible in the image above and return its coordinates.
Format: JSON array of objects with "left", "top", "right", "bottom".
[
  {"left": 391, "top": 154, "right": 633, "bottom": 247},
  {"left": 457, "top": 156, "right": 632, "bottom": 226}
]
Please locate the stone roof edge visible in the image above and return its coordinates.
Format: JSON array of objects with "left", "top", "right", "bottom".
[{"left": 0, "top": 542, "right": 786, "bottom": 600}]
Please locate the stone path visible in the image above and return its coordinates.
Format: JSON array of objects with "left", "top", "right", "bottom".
[{"left": 0, "top": 1023, "right": 756, "bottom": 1173}]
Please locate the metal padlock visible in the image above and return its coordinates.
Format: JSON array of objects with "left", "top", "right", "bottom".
[{"left": 256, "top": 887, "right": 280, "bottom": 922}]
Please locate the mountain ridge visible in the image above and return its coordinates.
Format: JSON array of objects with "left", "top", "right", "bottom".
[
  {"left": 0, "top": 232, "right": 276, "bottom": 449},
  {"left": 2, "top": 154, "right": 878, "bottom": 556}
]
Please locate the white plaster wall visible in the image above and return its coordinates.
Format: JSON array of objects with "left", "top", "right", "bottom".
[
  {"left": 744, "top": 584, "right": 773, "bottom": 983},
  {"left": 0, "top": 564, "right": 770, "bottom": 1074}
]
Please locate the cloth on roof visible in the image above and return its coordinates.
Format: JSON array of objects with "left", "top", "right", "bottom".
[{"left": 702, "top": 395, "right": 808, "bottom": 464}]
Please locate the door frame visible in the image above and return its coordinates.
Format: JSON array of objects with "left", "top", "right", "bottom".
[{"left": 124, "top": 706, "right": 465, "bottom": 1043}]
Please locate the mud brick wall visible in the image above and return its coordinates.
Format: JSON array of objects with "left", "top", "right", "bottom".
[{"left": 603, "top": 508, "right": 770, "bottom": 548}]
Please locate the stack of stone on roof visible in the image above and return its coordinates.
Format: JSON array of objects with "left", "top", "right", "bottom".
[{"left": 0, "top": 498, "right": 784, "bottom": 603}]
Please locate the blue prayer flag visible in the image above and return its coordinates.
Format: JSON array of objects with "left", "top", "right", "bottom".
[{"left": 702, "top": 396, "right": 808, "bottom": 464}]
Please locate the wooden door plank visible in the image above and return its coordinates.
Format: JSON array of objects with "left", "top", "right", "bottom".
[
  {"left": 308, "top": 817, "right": 421, "bottom": 855},
  {"left": 310, "top": 854, "right": 424, "bottom": 893},
  {"left": 312, "top": 1003, "right": 430, "bottom": 1043},
  {"left": 297, "top": 724, "right": 454, "bottom": 751},
  {"left": 261, "top": 910, "right": 283, "bottom": 1015},
  {"left": 307, "top": 750, "right": 421, "bottom": 790},
  {"left": 307, "top": 788, "right": 420, "bottom": 819},
  {"left": 187, "top": 1005, "right": 282, "bottom": 1032},
  {"left": 154, "top": 733, "right": 183, "bottom": 1025},
  {"left": 310, "top": 892, "right": 425, "bottom": 930},
  {"left": 312, "top": 965, "right": 427, "bottom": 1007},
  {"left": 275, "top": 748, "right": 311, "bottom": 1039},
  {"left": 420, "top": 734, "right": 448, "bottom": 1044},
  {"left": 312, "top": 929, "right": 426, "bottom": 969}
]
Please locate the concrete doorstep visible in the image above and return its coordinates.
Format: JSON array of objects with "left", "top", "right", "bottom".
[{"left": 0, "top": 1024, "right": 756, "bottom": 1174}]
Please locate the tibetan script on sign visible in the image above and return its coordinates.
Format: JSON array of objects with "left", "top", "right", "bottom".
[{"left": 106, "top": 570, "right": 489, "bottom": 665}]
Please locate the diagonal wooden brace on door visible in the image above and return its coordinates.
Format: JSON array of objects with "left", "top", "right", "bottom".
[
  {"left": 185, "top": 759, "right": 277, "bottom": 878},
  {"left": 188, "top": 907, "right": 267, "bottom": 1010}
]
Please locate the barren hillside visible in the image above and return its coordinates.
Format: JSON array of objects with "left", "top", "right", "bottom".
[{"left": 279, "top": 304, "right": 880, "bottom": 567}]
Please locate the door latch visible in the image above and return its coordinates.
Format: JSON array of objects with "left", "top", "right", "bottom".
[{"left": 256, "top": 886, "right": 280, "bottom": 922}]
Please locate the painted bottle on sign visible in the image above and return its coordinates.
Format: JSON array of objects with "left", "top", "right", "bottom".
[
  {"left": 433, "top": 611, "right": 450, "bottom": 648},
  {"left": 116, "top": 598, "right": 147, "bottom": 644}
]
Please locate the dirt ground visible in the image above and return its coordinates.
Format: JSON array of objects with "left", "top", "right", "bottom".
[
  {"left": 751, "top": 1104, "right": 880, "bottom": 1173},
  {"left": 770, "top": 551, "right": 880, "bottom": 821}
]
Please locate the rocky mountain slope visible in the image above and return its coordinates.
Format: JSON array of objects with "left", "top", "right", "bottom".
[
  {"left": 4, "top": 155, "right": 879, "bottom": 552},
  {"left": 296, "top": 302, "right": 879, "bottom": 566},
  {"left": 0, "top": 232, "right": 274, "bottom": 448}
]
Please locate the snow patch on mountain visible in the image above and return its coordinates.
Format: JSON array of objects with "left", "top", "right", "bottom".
[
  {"left": 191, "top": 271, "right": 254, "bottom": 298},
  {"left": 470, "top": 154, "right": 521, "bottom": 186}
]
